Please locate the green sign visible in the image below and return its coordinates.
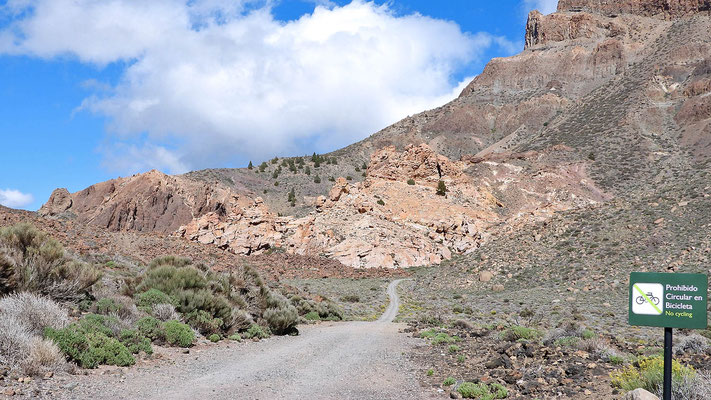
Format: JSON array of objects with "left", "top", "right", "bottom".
[{"left": 629, "top": 272, "right": 708, "bottom": 329}]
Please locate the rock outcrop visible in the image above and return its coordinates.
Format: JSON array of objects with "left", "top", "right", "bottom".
[
  {"left": 39, "top": 170, "right": 244, "bottom": 234},
  {"left": 177, "top": 144, "right": 608, "bottom": 268},
  {"left": 558, "top": 0, "right": 711, "bottom": 19}
]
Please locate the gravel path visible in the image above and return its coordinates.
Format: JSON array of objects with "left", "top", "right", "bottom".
[{"left": 55, "top": 279, "right": 430, "bottom": 400}]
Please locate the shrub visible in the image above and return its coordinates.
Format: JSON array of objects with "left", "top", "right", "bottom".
[
  {"left": 95, "top": 298, "right": 120, "bottom": 315},
  {"left": 314, "top": 175, "right": 321, "bottom": 183},
  {"left": 443, "top": 377, "right": 456, "bottom": 386},
  {"left": 377, "top": 199, "right": 385, "bottom": 206},
  {"left": 304, "top": 311, "right": 320, "bottom": 321},
  {"left": 340, "top": 295, "right": 360, "bottom": 303},
  {"left": 264, "top": 306, "right": 298, "bottom": 335},
  {"left": 452, "top": 319, "right": 474, "bottom": 330},
  {"left": 0, "top": 292, "right": 69, "bottom": 336},
  {"left": 427, "top": 369, "right": 434, "bottom": 376},
  {"left": 152, "top": 303, "right": 180, "bottom": 322},
  {"left": 209, "top": 334, "right": 220, "bottom": 343},
  {"left": 457, "top": 382, "right": 508, "bottom": 399},
  {"left": 0, "top": 224, "right": 101, "bottom": 302},
  {"left": 555, "top": 336, "right": 580, "bottom": 347},
  {"left": 136, "top": 316, "right": 165, "bottom": 341},
  {"left": 86, "top": 333, "right": 135, "bottom": 367},
  {"left": 185, "top": 309, "right": 224, "bottom": 335},
  {"left": 674, "top": 334, "right": 709, "bottom": 356},
  {"left": 264, "top": 292, "right": 298, "bottom": 334},
  {"left": 44, "top": 326, "right": 134, "bottom": 368},
  {"left": 419, "top": 329, "right": 438, "bottom": 339},
  {"left": 134, "top": 264, "right": 234, "bottom": 331},
  {"left": 431, "top": 333, "right": 459, "bottom": 345},
  {"left": 164, "top": 320, "right": 195, "bottom": 348},
  {"left": 135, "top": 288, "right": 175, "bottom": 309},
  {"left": 0, "top": 317, "right": 66, "bottom": 376},
  {"left": 242, "top": 324, "right": 270, "bottom": 340},
  {"left": 228, "top": 333, "right": 242, "bottom": 342},
  {"left": 407, "top": 179, "right": 415, "bottom": 185},
  {"left": 501, "top": 325, "right": 541, "bottom": 341},
  {"left": 22, "top": 337, "right": 66, "bottom": 376},
  {"left": 448, "top": 345, "right": 460, "bottom": 353},
  {"left": 611, "top": 356, "right": 696, "bottom": 396},
  {"left": 119, "top": 330, "right": 153, "bottom": 355}
]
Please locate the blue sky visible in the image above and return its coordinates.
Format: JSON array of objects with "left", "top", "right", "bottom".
[{"left": 0, "top": 0, "right": 558, "bottom": 210}]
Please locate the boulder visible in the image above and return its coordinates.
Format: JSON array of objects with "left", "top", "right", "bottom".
[
  {"left": 623, "top": 388, "right": 659, "bottom": 400},
  {"left": 479, "top": 271, "right": 494, "bottom": 282}
]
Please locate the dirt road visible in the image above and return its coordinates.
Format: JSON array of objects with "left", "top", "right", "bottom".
[{"left": 56, "top": 279, "right": 429, "bottom": 400}]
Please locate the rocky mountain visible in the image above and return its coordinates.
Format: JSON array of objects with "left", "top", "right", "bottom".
[{"left": 39, "top": 0, "right": 711, "bottom": 269}]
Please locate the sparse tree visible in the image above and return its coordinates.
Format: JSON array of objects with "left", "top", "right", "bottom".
[
  {"left": 247, "top": 161, "right": 253, "bottom": 170},
  {"left": 314, "top": 175, "right": 321, "bottom": 183},
  {"left": 304, "top": 166, "right": 311, "bottom": 175}
]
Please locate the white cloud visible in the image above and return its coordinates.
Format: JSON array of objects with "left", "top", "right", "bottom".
[
  {"left": 1, "top": 0, "right": 518, "bottom": 174},
  {"left": 523, "top": 0, "right": 559, "bottom": 15},
  {"left": 0, "top": 189, "right": 34, "bottom": 209}
]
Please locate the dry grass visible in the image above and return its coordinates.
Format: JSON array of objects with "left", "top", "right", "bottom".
[
  {"left": 0, "top": 292, "right": 69, "bottom": 335},
  {"left": 152, "top": 303, "right": 180, "bottom": 322}
]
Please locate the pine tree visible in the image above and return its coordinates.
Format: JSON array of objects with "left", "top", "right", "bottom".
[
  {"left": 314, "top": 175, "right": 321, "bottom": 183},
  {"left": 248, "top": 161, "right": 253, "bottom": 170},
  {"left": 436, "top": 180, "right": 448, "bottom": 196},
  {"left": 288, "top": 188, "right": 296, "bottom": 206},
  {"left": 304, "top": 166, "right": 311, "bottom": 175}
]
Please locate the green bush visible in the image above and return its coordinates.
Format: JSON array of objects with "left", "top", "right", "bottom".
[
  {"left": 611, "top": 356, "right": 696, "bottom": 394},
  {"left": 77, "top": 314, "right": 116, "bottom": 337},
  {"left": 243, "top": 324, "right": 270, "bottom": 340},
  {"left": 443, "top": 377, "right": 456, "bottom": 386},
  {"left": 119, "top": 330, "right": 153, "bottom": 355},
  {"left": 501, "top": 325, "right": 541, "bottom": 341},
  {"left": 95, "top": 298, "right": 120, "bottom": 315},
  {"left": 164, "top": 320, "right": 195, "bottom": 348},
  {"left": 431, "top": 333, "right": 459, "bottom": 345},
  {"left": 134, "top": 263, "right": 234, "bottom": 332},
  {"left": 136, "top": 316, "right": 165, "bottom": 341},
  {"left": 185, "top": 309, "right": 224, "bottom": 335},
  {"left": 135, "top": 289, "right": 175, "bottom": 308},
  {"left": 457, "top": 382, "right": 508, "bottom": 399},
  {"left": 45, "top": 326, "right": 135, "bottom": 368},
  {"left": 304, "top": 311, "right": 320, "bottom": 321},
  {"left": 209, "top": 334, "right": 220, "bottom": 343},
  {"left": 427, "top": 369, "right": 434, "bottom": 376},
  {"left": 228, "top": 333, "right": 242, "bottom": 342},
  {"left": 448, "top": 345, "right": 460, "bottom": 353},
  {"left": 86, "top": 333, "right": 135, "bottom": 367},
  {"left": 407, "top": 179, "right": 415, "bottom": 185}
]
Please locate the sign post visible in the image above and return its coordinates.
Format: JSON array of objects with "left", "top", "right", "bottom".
[{"left": 629, "top": 272, "right": 708, "bottom": 400}]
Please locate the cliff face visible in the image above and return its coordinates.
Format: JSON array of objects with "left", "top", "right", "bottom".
[{"left": 557, "top": 0, "right": 711, "bottom": 18}]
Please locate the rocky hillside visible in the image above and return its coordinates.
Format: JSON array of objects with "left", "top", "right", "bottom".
[{"left": 38, "top": 0, "right": 711, "bottom": 270}]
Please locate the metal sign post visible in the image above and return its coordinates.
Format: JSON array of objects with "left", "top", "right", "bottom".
[{"left": 628, "top": 272, "right": 708, "bottom": 400}]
